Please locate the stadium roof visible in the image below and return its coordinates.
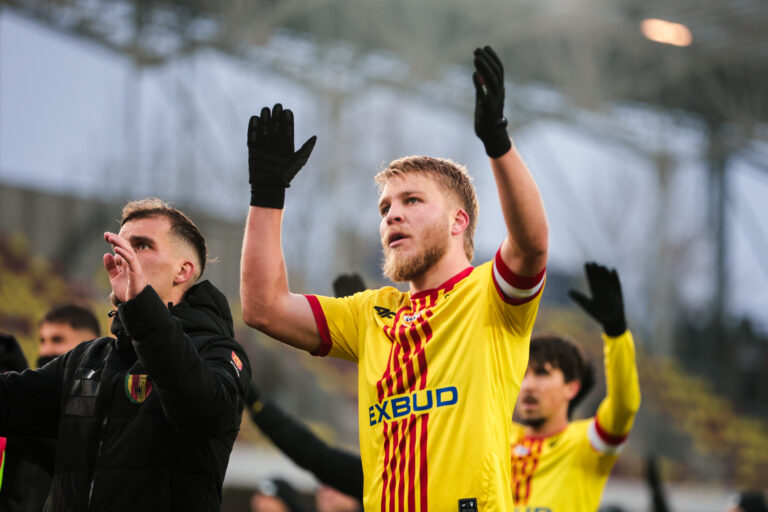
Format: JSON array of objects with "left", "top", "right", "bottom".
[{"left": 4, "top": 0, "right": 768, "bottom": 131}]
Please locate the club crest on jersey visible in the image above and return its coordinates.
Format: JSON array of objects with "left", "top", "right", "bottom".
[
  {"left": 124, "top": 374, "right": 153, "bottom": 404},
  {"left": 513, "top": 444, "right": 530, "bottom": 457},
  {"left": 402, "top": 311, "right": 422, "bottom": 323}
]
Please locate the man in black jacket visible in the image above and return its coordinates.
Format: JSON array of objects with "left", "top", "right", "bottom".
[
  {"left": 0, "top": 198, "right": 251, "bottom": 512},
  {"left": 1, "top": 304, "right": 100, "bottom": 512}
]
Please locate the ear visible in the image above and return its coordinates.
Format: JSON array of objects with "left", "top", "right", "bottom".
[
  {"left": 173, "top": 259, "right": 196, "bottom": 286},
  {"left": 564, "top": 379, "right": 581, "bottom": 401},
  {"left": 450, "top": 208, "right": 470, "bottom": 236}
]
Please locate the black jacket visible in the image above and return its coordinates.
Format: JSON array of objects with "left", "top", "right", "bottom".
[
  {"left": 0, "top": 281, "right": 251, "bottom": 512},
  {"left": 0, "top": 334, "right": 52, "bottom": 512}
]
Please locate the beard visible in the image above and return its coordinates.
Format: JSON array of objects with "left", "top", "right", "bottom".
[
  {"left": 382, "top": 219, "right": 450, "bottom": 283},
  {"left": 520, "top": 416, "right": 547, "bottom": 429}
]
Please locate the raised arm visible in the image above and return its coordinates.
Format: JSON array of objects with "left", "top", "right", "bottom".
[
  {"left": 246, "top": 383, "right": 363, "bottom": 500},
  {"left": 240, "top": 104, "right": 322, "bottom": 352},
  {"left": 473, "top": 46, "right": 548, "bottom": 277},
  {"left": 569, "top": 263, "right": 641, "bottom": 442}
]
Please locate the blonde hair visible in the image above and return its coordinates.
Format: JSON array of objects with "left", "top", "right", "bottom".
[{"left": 375, "top": 156, "right": 478, "bottom": 261}]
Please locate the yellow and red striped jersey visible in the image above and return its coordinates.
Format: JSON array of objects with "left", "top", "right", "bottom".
[
  {"left": 306, "top": 249, "right": 545, "bottom": 511},
  {"left": 510, "top": 330, "right": 641, "bottom": 512}
]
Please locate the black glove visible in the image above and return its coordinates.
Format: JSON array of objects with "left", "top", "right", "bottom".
[
  {"left": 332, "top": 273, "right": 366, "bottom": 298},
  {"left": 473, "top": 45, "right": 511, "bottom": 158},
  {"left": 247, "top": 103, "right": 317, "bottom": 209},
  {"left": 568, "top": 262, "right": 627, "bottom": 337},
  {"left": 0, "top": 333, "right": 29, "bottom": 372}
]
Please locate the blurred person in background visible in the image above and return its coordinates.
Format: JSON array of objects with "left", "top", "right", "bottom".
[
  {"left": 0, "top": 198, "right": 251, "bottom": 511},
  {"left": 241, "top": 45, "right": 548, "bottom": 511},
  {"left": 250, "top": 478, "right": 309, "bottom": 512},
  {"left": 36, "top": 305, "right": 100, "bottom": 368},
  {"left": 245, "top": 381, "right": 362, "bottom": 508},
  {"left": 510, "top": 262, "right": 641, "bottom": 511},
  {"left": 0, "top": 305, "right": 100, "bottom": 512},
  {"left": 314, "top": 485, "right": 361, "bottom": 512},
  {"left": 727, "top": 491, "right": 768, "bottom": 512}
]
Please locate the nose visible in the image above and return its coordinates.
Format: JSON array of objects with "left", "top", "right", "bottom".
[
  {"left": 385, "top": 204, "right": 403, "bottom": 225},
  {"left": 521, "top": 369, "right": 535, "bottom": 390},
  {"left": 38, "top": 341, "right": 55, "bottom": 357}
]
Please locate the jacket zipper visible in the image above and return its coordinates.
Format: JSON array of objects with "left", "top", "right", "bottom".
[{"left": 88, "top": 413, "right": 110, "bottom": 509}]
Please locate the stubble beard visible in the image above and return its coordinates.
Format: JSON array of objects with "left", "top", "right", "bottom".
[
  {"left": 382, "top": 221, "right": 450, "bottom": 283},
  {"left": 520, "top": 416, "right": 547, "bottom": 429}
]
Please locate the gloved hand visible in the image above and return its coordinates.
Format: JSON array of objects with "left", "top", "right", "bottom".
[
  {"left": 332, "top": 273, "right": 366, "bottom": 298},
  {"left": 568, "top": 262, "right": 627, "bottom": 337},
  {"left": 247, "top": 103, "right": 317, "bottom": 209},
  {"left": 0, "top": 333, "right": 29, "bottom": 372},
  {"left": 473, "top": 45, "right": 511, "bottom": 158}
]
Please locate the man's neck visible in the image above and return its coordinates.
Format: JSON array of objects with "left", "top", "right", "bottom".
[
  {"left": 409, "top": 253, "right": 470, "bottom": 295},
  {"left": 523, "top": 414, "right": 570, "bottom": 439}
]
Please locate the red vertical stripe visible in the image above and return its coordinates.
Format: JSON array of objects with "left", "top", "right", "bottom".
[
  {"left": 389, "top": 422, "right": 399, "bottom": 510},
  {"left": 406, "top": 414, "right": 418, "bottom": 511},
  {"left": 397, "top": 419, "right": 409, "bottom": 511},
  {"left": 380, "top": 424, "right": 391, "bottom": 512},
  {"left": 419, "top": 414, "right": 429, "bottom": 511}
]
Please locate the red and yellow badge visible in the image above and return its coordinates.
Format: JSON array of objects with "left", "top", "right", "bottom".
[
  {"left": 231, "top": 351, "right": 243, "bottom": 371},
  {"left": 124, "top": 374, "right": 153, "bottom": 404}
]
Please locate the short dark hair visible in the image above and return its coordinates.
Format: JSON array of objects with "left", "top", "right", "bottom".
[
  {"left": 42, "top": 304, "right": 100, "bottom": 338},
  {"left": 529, "top": 334, "right": 595, "bottom": 418},
  {"left": 120, "top": 197, "right": 208, "bottom": 279}
]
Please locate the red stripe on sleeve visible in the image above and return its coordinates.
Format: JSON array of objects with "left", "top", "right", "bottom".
[
  {"left": 304, "top": 295, "right": 332, "bottom": 357},
  {"left": 594, "top": 415, "right": 630, "bottom": 446},
  {"left": 491, "top": 278, "right": 541, "bottom": 306},
  {"left": 494, "top": 249, "right": 546, "bottom": 289}
]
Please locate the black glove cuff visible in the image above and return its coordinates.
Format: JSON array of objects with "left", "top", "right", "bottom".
[
  {"left": 250, "top": 184, "right": 286, "bottom": 209},
  {"left": 482, "top": 127, "right": 511, "bottom": 158},
  {"left": 604, "top": 319, "right": 627, "bottom": 337}
]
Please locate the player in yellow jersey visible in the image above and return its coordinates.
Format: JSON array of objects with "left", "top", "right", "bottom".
[
  {"left": 240, "top": 45, "right": 548, "bottom": 512},
  {"left": 510, "top": 263, "right": 641, "bottom": 512}
]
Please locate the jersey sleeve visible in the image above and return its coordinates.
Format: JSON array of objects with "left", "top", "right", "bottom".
[
  {"left": 588, "top": 329, "right": 642, "bottom": 454},
  {"left": 488, "top": 248, "right": 546, "bottom": 336},
  {"left": 304, "top": 292, "right": 367, "bottom": 362}
]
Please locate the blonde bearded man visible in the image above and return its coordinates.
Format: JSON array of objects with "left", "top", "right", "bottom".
[{"left": 241, "top": 46, "right": 548, "bottom": 511}]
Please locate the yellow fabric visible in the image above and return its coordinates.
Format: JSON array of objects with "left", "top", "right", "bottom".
[
  {"left": 312, "top": 261, "right": 543, "bottom": 512},
  {"left": 596, "top": 330, "right": 641, "bottom": 437},
  {"left": 509, "top": 330, "right": 641, "bottom": 512}
]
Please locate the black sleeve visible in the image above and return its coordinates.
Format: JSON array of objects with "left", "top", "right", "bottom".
[
  {"left": 0, "top": 356, "right": 65, "bottom": 438},
  {"left": 250, "top": 400, "right": 363, "bottom": 501},
  {"left": 118, "top": 285, "right": 251, "bottom": 434}
]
